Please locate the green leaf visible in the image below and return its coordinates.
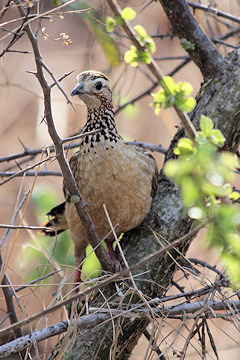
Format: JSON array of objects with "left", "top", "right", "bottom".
[
  {"left": 220, "top": 152, "right": 238, "bottom": 168},
  {"left": 164, "top": 160, "right": 180, "bottom": 177},
  {"left": 146, "top": 38, "right": 156, "bottom": 54},
  {"left": 121, "top": 7, "right": 136, "bottom": 21},
  {"left": 115, "top": 16, "right": 124, "bottom": 26},
  {"left": 124, "top": 46, "right": 139, "bottom": 67},
  {"left": 210, "top": 129, "right": 225, "bottom": 147},
  {"left": 134, "top": 25, "right": 147, "bottom": 37},
  {"left": 176, "top": 138, "right": 195, "bottom": 155},
  {"left": 200, "top": 115, "right": 214, "bottom": 134},
  {"left": 182, "top": 176, "right": 200, "bottom": 206},
  {"left": 151, "top": 89, "right": 166, "bottom": 103},
  {"left": 161, "top": 76, "right": 176, "bottom": 95},
  {"left": 223, "top": 183, "right": 233, "bottom": 195},
  {"left": 106, "top": 16, "right": 116, "bottom": 32},
  {"left": 176, "top": 97, "right": 196, "bottom": 112},
  {"left": 176, "top": 81, "right": 193, "bottom": 96},
  {"left": 81, "top": 242, "right": 108, "bottom": 283},
  {"left": 230, "top": 191, "right": 240, "bottom": 201}
]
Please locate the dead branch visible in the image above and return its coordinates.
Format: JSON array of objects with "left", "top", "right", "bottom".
[{"left": 2, "top": 297, "right": 240, "bottom": 358}]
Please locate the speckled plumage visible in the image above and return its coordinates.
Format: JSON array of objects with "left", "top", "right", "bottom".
[{"left": 42, "top": 70, "right": 158, "bottom": 282}]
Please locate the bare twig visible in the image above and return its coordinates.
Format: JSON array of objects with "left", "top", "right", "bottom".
[
  {"left": 0, "top": 264, "right": 23, "bottom": 340},
  {"left": 14, "top": 270, "right": 60, "bottom": 293},
  {"left": 2, "top": 297, "right": 240, "bottom": 358},
  {"left": 0, "top": 313, "right": 110, "bottom": 358},
  {"left": 188, "top": 1, "right": 240, "bottom": 24},
  {"left": 0, "top": 155, "right": 54, "bottom": 186},
  {"left": 0, "top": 224, "right": 54, "bottom": 231},
  {"left": 0, "top": 171, "right": 62, "bottom": 178},
  {"left": 0, "top": 137, "right": 165, "bottom": 167},
  {"left": 127, "top": 141, "right": 167, "bottom": 154}
]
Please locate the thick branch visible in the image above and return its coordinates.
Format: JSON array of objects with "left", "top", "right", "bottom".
[{"left": 158, "top": 0, "right": 227, "bottom": 78}]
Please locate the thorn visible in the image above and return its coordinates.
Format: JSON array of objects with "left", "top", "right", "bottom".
[
  {"left": 14, "top": 160, "right": 23, "bottom": 171},
  {"left": 25, "top": 70, "right": 37, "bottom": 76},
  {"left": 49, "top": 70, "right": 76, "bottom": 89},
  {"left": 40, "top": 115, "right": 47, "bottom": 125},
  {"left": 18, "top": 137, "right": 28, "bottom": 152}
]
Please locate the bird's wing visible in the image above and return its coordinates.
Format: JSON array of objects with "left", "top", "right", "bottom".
[{"left": 126, "top": 143, "right": 159, "bottom": 198}]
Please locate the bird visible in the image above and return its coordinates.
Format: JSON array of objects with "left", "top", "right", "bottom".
[{"left": 41, "top": 70, "right": 158, "bottom": 290}]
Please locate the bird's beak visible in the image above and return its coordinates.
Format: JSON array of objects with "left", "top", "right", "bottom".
[{"left": 71, "top": 82, "right": 85, "bottom": 96}]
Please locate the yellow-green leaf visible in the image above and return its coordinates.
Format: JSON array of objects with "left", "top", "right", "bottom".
[
  {"left": 200, "top": 115, "right": 214, "bottom": 133},
  {"left": 134, "top": 25, "right": 147, "bottom": 37},
  {"left": 121, "top": 7, "right": 136, "bottom": 21}
]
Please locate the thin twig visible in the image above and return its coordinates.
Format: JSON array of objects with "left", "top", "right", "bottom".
[
  {"left": 188, "top": 1, "right": 240, "bottom": 24},
  {"left": 2, "top": 297, "right": 240, "bottom": 358},
  {"left": 0, "top": 171, "right": 62, "bottom": 178},
  {"left": 0, "top": 155, "right": 54, "bottom": 186},
  {"left": 0, "top": 224, "right": 54, "bottom": 231}
]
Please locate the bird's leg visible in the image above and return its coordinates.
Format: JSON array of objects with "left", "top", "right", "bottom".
[
  {"left": 73, "top": 251, "right": 85, "bottom": 294},
  {"left": 105, "top": 239, "right": 121, "bottom": 272},
  {"left": 68, "top": 252, "right": 86, "bottom": 317},
  {"left": 73, "top": 259, "right": 82, "bottom": 294}
]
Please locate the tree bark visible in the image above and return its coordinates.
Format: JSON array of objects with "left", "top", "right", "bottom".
[{"left": 49, "top": 50, "right": 240, "bottom": 360}]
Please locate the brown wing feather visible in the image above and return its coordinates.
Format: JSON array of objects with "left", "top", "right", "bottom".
[{"left": 127, "top": 144, "right": 159, "bottom": 198}]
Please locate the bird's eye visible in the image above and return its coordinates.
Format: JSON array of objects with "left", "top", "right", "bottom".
[{"left": 95, "top": 82, "right": 102, "bottom": 90}]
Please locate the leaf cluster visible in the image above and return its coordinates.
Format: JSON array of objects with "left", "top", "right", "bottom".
[
  {"left": 151, "top": 76, "right": 196, "bottom": 114},
  {"left": 124, "top": 25, "right": 156, "bottom": 67},
  {"left": 106, "top": 7, "right": 136, "bottom": 32},
  {"left": 164, "top": 116, "right": 240, "bottom": 284}
]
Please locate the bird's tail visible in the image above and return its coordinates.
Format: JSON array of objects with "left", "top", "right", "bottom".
[{"left": 40, "top": 202, "right": 68, "bottom": 236}]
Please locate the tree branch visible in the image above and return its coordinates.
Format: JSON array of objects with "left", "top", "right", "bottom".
[
  {"left": 158, "top": 0, "right": 228, "bottom": 78},
  {"left": 2, "top": 297, "right": 240, "bottom": 358},
  {"left": 187, "top": 1, "right": 240, "bottom": 24}
]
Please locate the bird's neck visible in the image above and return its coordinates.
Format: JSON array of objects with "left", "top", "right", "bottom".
[{"left": 82, "top": 103, "right": 120, "bottom": 145}]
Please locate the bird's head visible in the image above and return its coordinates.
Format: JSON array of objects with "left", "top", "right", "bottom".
[{"left": 71, "top": 70, "right": 112, "bottom": 109}]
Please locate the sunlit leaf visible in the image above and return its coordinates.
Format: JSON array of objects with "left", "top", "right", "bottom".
[
  {"left": 200, "top": 115, "right": 214, "bottom": 134},
  {"left": 161, "top": 76, "right": 176, "bottom": 94},
  {"left": 176, "top": 97, "right": 196, "bottom": 112},
  {"left": 121, "top": 7, "right": 136, "bottom": 21},
  {"left": 134, "top": 25, "right": 147, "bottom": 37}
]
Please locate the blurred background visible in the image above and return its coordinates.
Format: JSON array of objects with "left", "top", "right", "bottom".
[{"left": 0, "top": 0, "right": 239, "bottom": 358}]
